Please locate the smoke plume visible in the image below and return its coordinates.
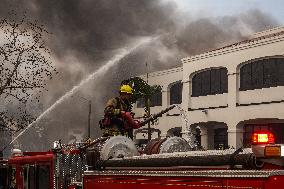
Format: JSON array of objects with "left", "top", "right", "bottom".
[{"left": 0, "top": 0, "right": 279, "bottom": 151}]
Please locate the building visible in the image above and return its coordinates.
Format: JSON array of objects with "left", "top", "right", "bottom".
[{"left": 133, "top": 26, "right": 284, "bottom": 150}]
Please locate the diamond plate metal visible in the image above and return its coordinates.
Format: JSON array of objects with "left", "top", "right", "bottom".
[{"left": 85, "top": 169, "right": 284, "bottom": 178}]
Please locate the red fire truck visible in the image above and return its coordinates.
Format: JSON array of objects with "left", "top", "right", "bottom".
[{"left": 1, "top": 130, "right": 284, "bottom": 189}]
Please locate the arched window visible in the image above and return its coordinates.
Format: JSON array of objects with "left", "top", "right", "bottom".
[
  {"left": 136, "top": 91, "right": 162, "bottom": 108},
  {"left": 167, "top": 127, "right": 182, "bottom": 137},
  {"left": 214, "top": 128, "right": 228, "bottom": 149},
  {"left": 192, "top": 68, "right": 228, "bottom": 97},
  {"left": 240, "top": 57, "right": 284, "bottom": 91},
  {"left": 170, "top": 81, "right": 183, "bottom": 105},
  {"left": 136, "top": 98, "right": 145, "bottom": 108},
  {"left": 150, "top": 91, "right": 162, "bottom": 107}
]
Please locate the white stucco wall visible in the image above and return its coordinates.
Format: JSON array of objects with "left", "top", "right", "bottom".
[
  {"left": 181, "top": 28, "right": 284, "bottom": 149},
  {"left": 133, "top": 27, "right": 284, "bottom": 149}
]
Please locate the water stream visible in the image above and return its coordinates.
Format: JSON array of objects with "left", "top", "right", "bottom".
[
  {"left": 6, "top": 36, "right": 155, "bottom": 149},
  {"left": 175, "top": 105, "right": 194, "bottom": 148}
]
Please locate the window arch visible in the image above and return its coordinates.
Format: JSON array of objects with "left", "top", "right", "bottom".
[
  {"left": 136, "top": 90, "right": 162, "bottom": 108},
  {"left": 136, "top": 98, "right": 145, "bottom": 108},
  {"left": 167, "top": 127, "right": 182, "bottom": 137},
  {"left": 240, "top": 57, "right": 284, "bottom": 91},
  {"left": 192, "top": 68, "right": 228, "bottom": 97},
  {"left": 150, "top": 91, "right": 162, "bottom": 107},
  {"left": 169, "top": 81, "right": 183, "bottom": 105}
]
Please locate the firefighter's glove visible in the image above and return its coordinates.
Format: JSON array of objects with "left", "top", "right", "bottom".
[
  {"left": 120, "top": 111, "right": 127, "bottom": 118},
  {"left": 121, "top": 111, "right": 134, "bottom": 118},
  {"left": 121, "top": 111, "right": 141, "bottom": 129}
]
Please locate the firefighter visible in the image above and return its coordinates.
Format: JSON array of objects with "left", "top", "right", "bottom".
[{"left": 99, "top": 84, "right": 141, "bottom": 139}]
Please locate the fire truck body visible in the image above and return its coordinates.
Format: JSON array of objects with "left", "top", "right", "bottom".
[
  {"left": 83, "top": 169, "right": 284, "bottom": 189},
  {"left": 81, "top": 131, "right": 284, "bottom": 189},
  {"left": 2, "top": 131, "right": 284, "bottom": 188},
  {"left": 1, "top": 149, "right": 85, "bottom": 189},
  {"left": 0, "top": 159, "right": 8, "bottom": 189},
  {"left": 3, "top": 155, "right": 284, "bottom": 189},
  {"left": 6, "top": 152, "right": 54, "bottom": 189}
]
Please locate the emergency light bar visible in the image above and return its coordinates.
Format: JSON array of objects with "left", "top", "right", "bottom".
[
  {"left": 252, "top": 131, "right": 275, "bottom": 144},
  {"left": 251, "top": 131, "right": 284, "bottom": 158}
]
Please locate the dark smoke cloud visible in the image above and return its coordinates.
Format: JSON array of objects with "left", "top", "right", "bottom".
[
  {"left": 26, "top": 0, "right": 176, "bottom": 61},
  {"left": 0, "top": 0, "right": 279, "bottom": 152}
]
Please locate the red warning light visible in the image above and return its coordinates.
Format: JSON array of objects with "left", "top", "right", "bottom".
[{"left": 252, "top": 131, "right": 275, "bottom": 144}]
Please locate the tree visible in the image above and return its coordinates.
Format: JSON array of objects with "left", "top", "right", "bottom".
[
  {"left": 122, "top": 77, "right": 161, "bottom": 104},
  {"left": 0, "top": 13, "right": 56, "bottom": 132},
  {"left": 122, "top": 77, "right": 162, "bottom": 141}
]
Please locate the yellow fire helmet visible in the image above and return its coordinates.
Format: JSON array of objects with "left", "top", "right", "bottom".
[{"left": 120, "top": 84, "right": 133, "bottom": 94}]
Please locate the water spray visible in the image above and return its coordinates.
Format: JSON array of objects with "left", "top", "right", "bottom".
[
  {"left": 2, "top": 36, "right": 156, "bottom": 151},
  {"left": 175, "top": 105, "right": 194, "bottom": 148}
]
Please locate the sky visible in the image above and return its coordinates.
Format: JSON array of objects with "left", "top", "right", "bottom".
[{"left": 171, "top": 0, "right": 284, "bottom": 24}]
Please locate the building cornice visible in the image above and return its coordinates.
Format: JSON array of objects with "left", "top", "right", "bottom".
[
  {"left": 252, "top": 26, "right": 284, "bottom": 38},
  {"left": 236, "top": 99, "right": 284, "bottom": 107},
  {"left": 182, "top": 30, "right": 284, "bottom": 64},
  {"left": 140, "top": 66, "right": 183, "bottom": 78}
]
